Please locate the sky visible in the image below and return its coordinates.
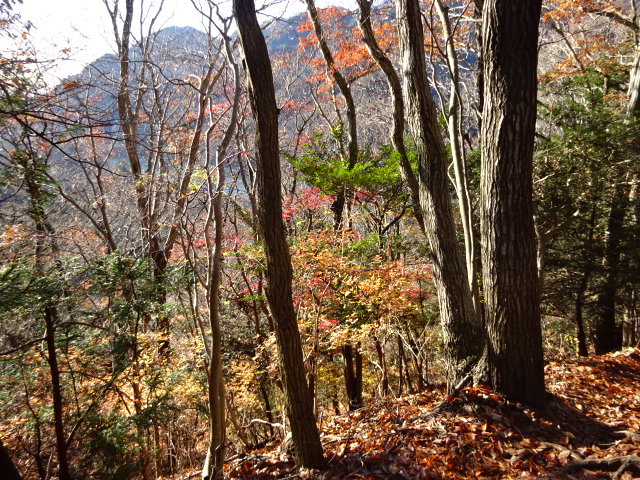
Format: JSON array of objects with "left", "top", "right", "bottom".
[{"left": 12, "top": 0, "right": 311, "bottom": 82}]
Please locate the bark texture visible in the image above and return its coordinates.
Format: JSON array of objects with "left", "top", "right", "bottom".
[
  {"left": 480, "top": 0, "right": 545, "bottom": 406},
  {"left": 233, "top": 0, "right": 324, "bottom": 467},
  {"left": 395, "top": 0, "right": 484, "bottom": 390}
]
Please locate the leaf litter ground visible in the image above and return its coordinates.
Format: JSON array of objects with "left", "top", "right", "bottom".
[{"left": 223, "top": 349, "right": 640, "bottom": 479}]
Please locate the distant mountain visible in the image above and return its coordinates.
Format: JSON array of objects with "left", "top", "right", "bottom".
[
  {"left": 266, "top": 12, "right": 308, "bottom": 53},
  {"left": 72, "top": 15, "right": 307, "bottom": 85}
]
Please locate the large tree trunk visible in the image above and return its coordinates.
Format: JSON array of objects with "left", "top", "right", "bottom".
[
  {"left": 480, "top": 0, "right": 545, "bottom": 407},
  {"left": 233, "top": 0, "right": 324, "bottom": 467},
  {"left": 395, "top": 0, "right": 484, "bottom": 391}
]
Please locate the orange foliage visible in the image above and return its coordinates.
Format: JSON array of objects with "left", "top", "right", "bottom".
[
  {"left": 297, "top": 6, "right": 398, "bottom": 86},
  {"left": 541, "top": 0, "right": 634, "bottom": 79}
]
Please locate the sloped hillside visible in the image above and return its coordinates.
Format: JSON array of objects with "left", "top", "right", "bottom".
[{"left": 220, "top": 349, "right": 640, "bottom": 479}]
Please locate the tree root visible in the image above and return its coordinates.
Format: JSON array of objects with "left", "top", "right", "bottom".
[{"left": 564, "top": 455, "right": 640, "bottom": 478}]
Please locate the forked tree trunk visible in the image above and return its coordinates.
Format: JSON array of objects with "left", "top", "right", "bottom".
[
  {"left": 395, "top": 0, "right": 485, "bottom": 391},
  {"left": 233, "top": 0, "right": 324, "bottom": 467},
  {"left": 480, "top": 0, "right": 546, "bottom": 406}
]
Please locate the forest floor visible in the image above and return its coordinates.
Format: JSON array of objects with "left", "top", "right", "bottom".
[{"left": 221, "top": 348, "right": 640, "bottom": 479}]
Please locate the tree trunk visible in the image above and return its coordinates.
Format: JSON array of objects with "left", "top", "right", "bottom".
[
  {"left": 626, "top": 37, "right": 640, "bottom": 118},
  {"left": 259, "top": 383, "right": 275, "bottom": 438},
  {"left": 342, "top": 344, "right": 363, "bottom": 410},
  {"left": 395, "top": 0, "right": 485, "bottom": 391},
  {"left": 201, "top": 24, "right": 240, "bottom": 480},
  {"left": 593, "top": 192, "right": 625, "bottom": 354},
  {"left": 480, "top": 0, "right": 546, "bottom": 406},
  {"left": 575, "top": 273, "right": 590, "bottom": 357},
  {"left": 201, "top": 125, "right": 227, "bottom": 480},
  {"left": 374, "top": 338, "right": 390, "bottom": 397},
  {"left": 356, "top": 0, "right": 424, "bottom": 231},
  {"left": 396, "top": 333, "right": 405, "bottom": 396},
  {"left": 473, "top": 0, "right": 485, "bottom": 128},
  {"left": 573, "top": 207, "right": 597, "bottom": 357},
  {"left": 0, "top": 439, "right": 23, "bottom": 480},
  {"left": 233, "top": 0, "right": 324, "bottom": 467},
  {"left": 622, "top": 286, "right": 638, "bottom": 347},
  {"left": 44, "top": 307, "right": 72, "bottom": 480},
  {"left": 434, "top": 0, "right": 481, "bottom": 322}
]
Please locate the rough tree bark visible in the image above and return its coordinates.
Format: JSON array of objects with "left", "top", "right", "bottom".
[
  {"left": 233, "top": 0, "right": 324, "bottom": 467},
  {"left": 395, "top": 0, "right": 485, "bottom": 391},
  {"left": 480, "top": 0, "right": 546, "bottom": 406}
]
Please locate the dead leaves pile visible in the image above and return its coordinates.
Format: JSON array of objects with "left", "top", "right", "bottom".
[{"left": 225, "top": 348, "right": 640, "bottom": 479}]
